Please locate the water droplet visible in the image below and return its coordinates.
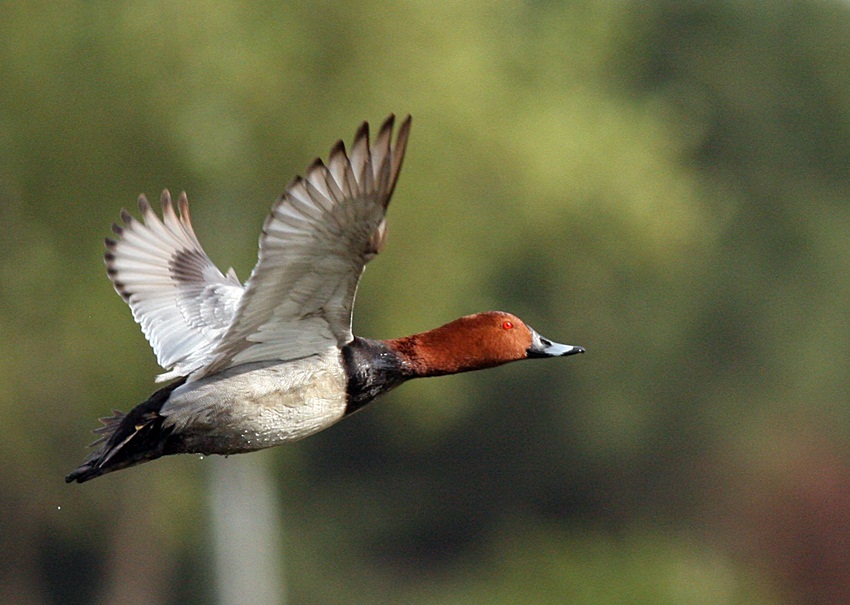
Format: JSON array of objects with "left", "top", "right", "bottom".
[{"left": 198, "top": 455, "right": 205, "bottom": 460}]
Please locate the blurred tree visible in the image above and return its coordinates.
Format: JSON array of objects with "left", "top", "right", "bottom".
[{"left": 2, "top": 0, "right": 850, "bottom": 604}]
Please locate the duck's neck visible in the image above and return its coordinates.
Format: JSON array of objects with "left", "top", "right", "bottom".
[
  {"left": 385, "top": 318, "right": 513, "bottom": 377},
  {"left": 383, "top": 331, "right": 471, "bottom": 377},
  {"left": 340, "top": 328, "right": 469, "bottom": 415},
  {"left": 342, "top": 321, "right": 515, "bottom": 414}
]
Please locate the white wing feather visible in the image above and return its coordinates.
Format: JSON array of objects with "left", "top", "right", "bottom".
[
  {"left": 193, "top": 115, "right": 411, "bottom": 379},
  {"left": 106, "top": 191, "right": 244, "bottom": 381}
]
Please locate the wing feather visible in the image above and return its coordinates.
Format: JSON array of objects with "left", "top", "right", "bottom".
[
  {"left": 194, "top": 115, "right": 411, "bottom": 379},
  {"left": 105, "top": 190, "right": 244, "bottom": 381}
]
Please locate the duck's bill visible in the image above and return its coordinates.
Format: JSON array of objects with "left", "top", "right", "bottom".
[{"left": 527, "top": 329, "right": 585, "bottom": 358}]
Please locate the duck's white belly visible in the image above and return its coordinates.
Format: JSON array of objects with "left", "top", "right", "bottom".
[{"left": 161, "top": 349, "right": 348, "bottom": 454}]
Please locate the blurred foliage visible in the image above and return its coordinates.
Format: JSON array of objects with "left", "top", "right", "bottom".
[{"left": 3, "top": 0, "right": 850, "bottom": 604}]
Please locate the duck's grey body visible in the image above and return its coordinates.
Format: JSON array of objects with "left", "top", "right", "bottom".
[
  {"left": 163, "top": 350, "right": 348, "bottom": 454},
  {"left": 66, "top": 351, "right": 351, "bottom": 482}
]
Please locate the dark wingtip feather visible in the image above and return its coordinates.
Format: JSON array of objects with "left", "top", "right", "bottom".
[
  {"left": 397, "top": 114, "right": 412, "bottom": 138},
  {"left": 112, "top": 281, "right": 130, "bottom": 301},
  {"left": 176, "top": 191, "right": 191, "bottom": 226},
  {"left": 378, "top": 113, "right": 396, "bottom": 135},
  {"left": 287, "top": 174, "right": 303, "bottom": 190},
  {"left": 137, "top": 194, "right": 151, "bottom": 214},
  {"left": 329, "top": 139, "right": 347, "bottom": 159},
  {"left": 120, "top": 209, "right": 133, "bottom": 225},
  {"left": 272, "top": 175, "right": 303, "bottom": 213},
  {"left": 386, "top": 114, "right": 411, "bottom": 203},
  {"left": 323, "top": 140, "right": 349, "bottom": 188},
  {"left": 353, "top": 120, "right": 371, "bottom": 146}
]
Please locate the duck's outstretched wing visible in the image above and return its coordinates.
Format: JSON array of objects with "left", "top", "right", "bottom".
[
  {"left": 193, "top": 115, "right": 411, "bottom": 380},
  {"left": 106, "top": 190, "right": 244, "bottom": 381}
]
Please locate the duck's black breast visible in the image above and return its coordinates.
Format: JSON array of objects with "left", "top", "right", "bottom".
[{"left": 341, "top": 337, "right": 412, "bottom": 415}]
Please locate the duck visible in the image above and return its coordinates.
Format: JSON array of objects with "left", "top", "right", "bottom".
[{"left": 66, "top": 115, "right": 584, "bottom": 483}]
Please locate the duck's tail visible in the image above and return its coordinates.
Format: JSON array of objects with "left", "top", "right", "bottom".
[{"left": 65, "top": 378, "right": 186, "bottom": 483}]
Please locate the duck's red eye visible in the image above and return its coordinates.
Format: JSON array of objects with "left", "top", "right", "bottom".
[{"left": 502, "top": 320, "right": 513, "bottom": 330}]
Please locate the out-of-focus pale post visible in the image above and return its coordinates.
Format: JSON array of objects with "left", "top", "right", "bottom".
[{"left": 208, "top": 454, "right": 286, "bottom": 605}]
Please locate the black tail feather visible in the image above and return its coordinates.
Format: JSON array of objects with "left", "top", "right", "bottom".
[{"left": 66, "top": 378, "right": 187, "bottom": 483}]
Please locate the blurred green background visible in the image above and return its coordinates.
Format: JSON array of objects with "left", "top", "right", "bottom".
[{"left": 3, "top": 1, "right": 850, "bottom": 603}]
